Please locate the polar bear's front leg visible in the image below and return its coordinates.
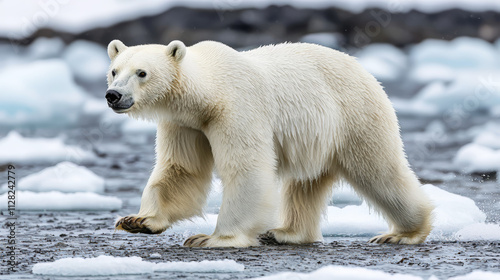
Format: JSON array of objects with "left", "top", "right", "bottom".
[
  {"left": 184, "top": 168, "right": 277, "bottom": 247},
  {"left": 184, "top": 130, "right": 278, "bottom": 247},
  {"left": 115, "top": 122, "right": 213, "bottom": 234},
  {"left": 184, "top": 171, "right": 278, "bottom": 247}
]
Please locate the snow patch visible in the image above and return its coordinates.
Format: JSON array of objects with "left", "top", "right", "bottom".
[
  {"left": 393, "top": 72, "right": 500, "bottom": 116},
  {"left": 149, "top": 253, "right": 162, "bottom": 259},
  {"left": 322, "top": 203, "right": 387, "bottom": 237},
  {"left": 453, "top": 121, "right": 500, "bottom": 173},
  {"left": 26, "top": 37, "right": 65, "bottom": 60},
  {"left": 32, "top": 256, "right": 153, "bottom": 276},
  {"left": 170, "top": 213, "right": 219, "bottom": 236},
  {"left": 409, "top": 63, "right": 455, "bottom": 83},
  {"left": 0, "top": 131, "right": 96, "bottom": 165},
  {"left": 455, "top": 223, "right": 500, "bottom": 241},
  {"left": 0, "top": 191, "right": 121, "bottom": 211},
  {"left": 253, "top": 266, "right": 500, "bottom": 280},
  {"left": 395, "top": 37, "right": 500, "bottom": 116},
  {"left": 391, "top": 96, "right": 440, "bottom": 117},
  {"left": 62, "top": 40, "right": 109, "bottom": 83},
  {"left": 454, "top": 143, "right": 500, "bottom": 173},
  {"left": 449, "top": 271, "right": 500, "bottom": 280},
  {"left": 474, "top": 130, "right": 500, "bottom": 149},
  {"left": 356, "top": 43, "right": 408, "bottom": 82},
  {"left": 0, "top": 59, "right": 91, "bottom": 127},
  {"left": 423, "top": 184, "right": 487, "bottom": 237},
  {"left": 32, "top": 255, "right": 244, "bottom": 276},
  {"left": 410, "top": 37, "right": 499, "bottom": 71},
  {"left": 0, "top": 162, "right": 105, "bottom": 193},
  {"left": 155, "top": 259, "right": 244, "bottom": 272},
  {"left": 332, "top": 184, "right": 363, "bottom": 205},
  {"left": 323, "top": 184, "right": 489, "bottom": 238},
  {"left": 300, "top": 32, "right": 343, "bottom": 49},
  {"left": 252, "top": 265, "right": 423, "bottom": 280},
  {"left": 205, "top": 177, "right": 223, "bottom": 212},
  {"left": 83, "top": 97, "right": 109, "bottom": 116}
]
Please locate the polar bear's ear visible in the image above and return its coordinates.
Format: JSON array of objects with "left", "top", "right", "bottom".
[
  {"left": 166, "top": 40, "right": 186, "bottom": 61},
  {"left": 107, "top": 40, "right": 128, "bottom": 60}
]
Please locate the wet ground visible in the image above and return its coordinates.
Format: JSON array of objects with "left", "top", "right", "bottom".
[
  {"left": 1, "top": 208, "right": 500, "bottom": 279},
  {"left": 1, "top": 114, "right": 500, "bottom": 279}
]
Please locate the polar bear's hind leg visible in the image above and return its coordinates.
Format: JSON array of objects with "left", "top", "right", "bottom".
[
  {"left": 270, "top": 172, "right": 337, "bottom": 244},
  {"left": 339, "top": 142, "right": 434, "bottom": 244}
]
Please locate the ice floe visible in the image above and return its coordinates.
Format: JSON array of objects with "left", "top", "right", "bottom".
[
  {"left": 454, "top": 122, "right": 500, "bottom": 173},
  {"left": 0, "top": 59, "right": 90, "bottom": 127},
  {"left": 393, "top": 73, "right": 500, "bottom": 116},
  {"left": 0, "top": 161, "right": 105, "bottom": 193},
  {"left": 300, "top": 32, "right": 343, "bottom": 49},
  {"left": 454, "top": 223, "right": 500, "bottom": 241},
  {"left": 356, "top": 43, "right": 408, "bottom": 82},
  {"left": 448, "top": 271, "right": 500, "bottom": 280},
  {"left": 454, "top": 144, "right": 500, "bottom": 173},
  {"left": 252, "top": 265, "right": 423, "bottom": 280},
  {"left": 410, "top": 37, "right": 499, "bottom": 72},
  {"left": 62, "top": 40, "right": 109, "bottom": 83},
  {"left": 0, "top": 131, "right": 96, "bottom": 165},
  {"left": 25, "top": 37, "right": 66, "bottom": 60},
  {"left": 0, "top": 191, "right": 121, "bottom": 211},
  {"left": 32, "top": 255, "right": 244, "bottom": 276},
  {"left": 252, "top": 265, "right": 500, "bottom": 280}
]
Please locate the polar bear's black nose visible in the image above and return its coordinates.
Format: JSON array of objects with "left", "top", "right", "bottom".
[{"left": 105, "top": 90, "right": 122, "bottom": 104}]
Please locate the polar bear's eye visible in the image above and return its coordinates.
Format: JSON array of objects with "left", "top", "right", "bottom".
[
  {"left": 111, "top": 70, "right": 116, "bottom": 77},
  {"left": 138, "top": 71, "right": 147, "bottom": 78}
]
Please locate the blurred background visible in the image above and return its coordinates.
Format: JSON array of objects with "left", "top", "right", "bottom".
[
  {"left": 1, "top": 0, "right": 500, "bottom": 278},
  {"left": 1, "top": 0, "right": 500, "bottom": 272}
]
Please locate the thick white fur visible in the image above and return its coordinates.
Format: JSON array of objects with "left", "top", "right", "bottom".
[{"left": 107, "top": 40, "right": 434, "bottom": 247}]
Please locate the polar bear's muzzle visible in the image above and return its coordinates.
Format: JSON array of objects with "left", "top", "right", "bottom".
[{"left": 105, "top": 89, "right": 134, "bottom": 113}]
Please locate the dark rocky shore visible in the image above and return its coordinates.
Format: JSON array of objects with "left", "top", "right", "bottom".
[{"left": 3, "top": 6, "right": 500, "bottom": 49}]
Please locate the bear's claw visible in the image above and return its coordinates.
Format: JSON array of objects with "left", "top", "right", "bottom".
[
  {"left": 115, "top": 216, "right": 158, "bottom": 234},
  {"left": 183, "top": 234, "right": 211, "bottom": 247},
  {"left": 258, "top": 231, "right": 284, "bottom": 245},
  {"left": 369, "top": 232, "right": 423, "bottom": 245},
  {"left": 369, "top": 235, "right": 399, "bottom": 244}
]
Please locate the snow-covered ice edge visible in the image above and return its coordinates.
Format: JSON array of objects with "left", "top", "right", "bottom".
[
  {"left": 0, "top": 191, "right": 122, "bottom": 211},
  {"left": 32, "top": 255, "right": 244, "bottom": 276},
  {"left": 251, "top": 265, "right": 500, "bottom": 280}
]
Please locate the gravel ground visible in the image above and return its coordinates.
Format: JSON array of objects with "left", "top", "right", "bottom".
[
  {"left": 2, "top": 209, "right": 500, "bottom": 279},
  {"left": 1, "top": 210, "right": 499, "bottom": 280}
]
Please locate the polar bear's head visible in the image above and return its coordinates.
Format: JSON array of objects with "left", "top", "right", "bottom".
[{"left": 105, "top": 40, "right": 186, "bottom": 117}]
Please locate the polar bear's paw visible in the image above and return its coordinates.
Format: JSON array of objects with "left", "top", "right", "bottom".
[
  {"left": 183, "top": 234, "right": 259, "bottom": 247},
  {"left": 369, "top": 232, "right": 427, "bottom": 245},
  {"left": 265, "top": 228, "right": 320, "bottom": 245},
  {"left": 183, "top": 234, "right": 211, "bottom": 247},
  {"left": 114, "top": 215, "right": 164, "bottom": 234},
  {"left": 258, "top": 231, "right": 283, "bottom": 245}
]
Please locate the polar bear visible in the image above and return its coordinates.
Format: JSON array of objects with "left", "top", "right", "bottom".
[{"left": 107, "top": 39, "right": 433, "bottom": 247}]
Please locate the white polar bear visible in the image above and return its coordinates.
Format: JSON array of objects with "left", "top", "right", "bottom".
[{"left": 107, "top": 39, "right": 433, "bottom": 247}]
